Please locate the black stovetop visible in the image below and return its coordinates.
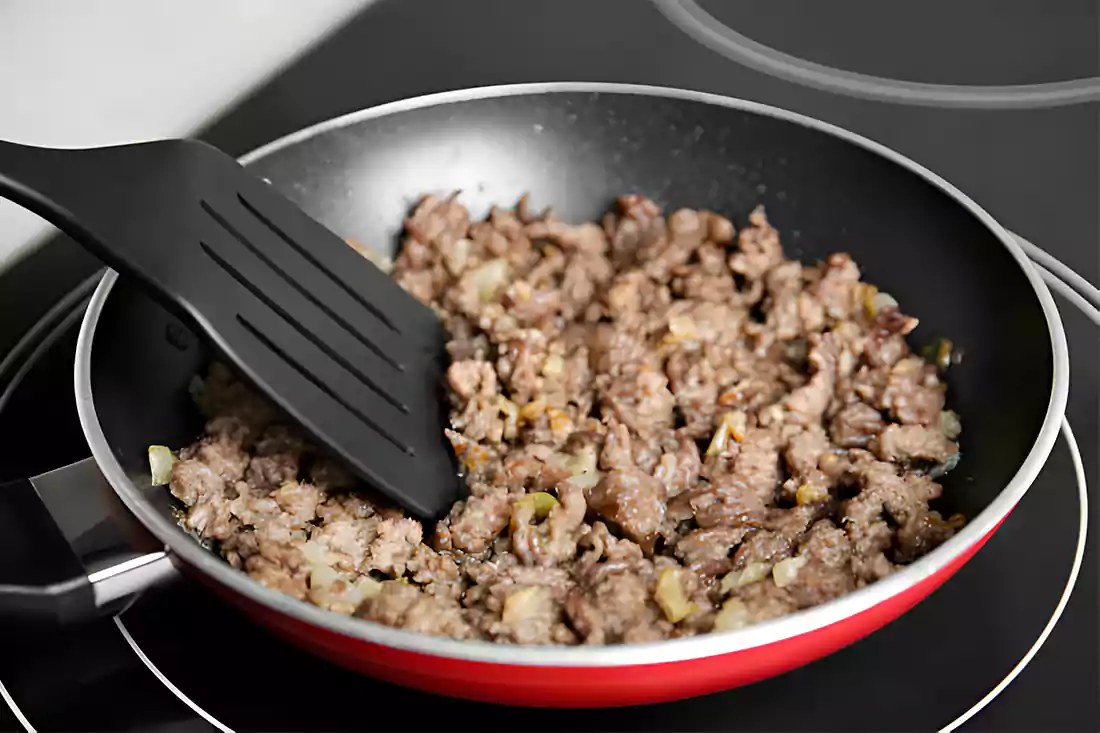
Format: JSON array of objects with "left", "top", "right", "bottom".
[{"left": 1, "top": 1, "right": 1097, "bottom": 731}]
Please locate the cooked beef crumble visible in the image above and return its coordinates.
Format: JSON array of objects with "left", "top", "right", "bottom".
[{"left": 166, "top": 194, "right": 963, "bottom": 645}]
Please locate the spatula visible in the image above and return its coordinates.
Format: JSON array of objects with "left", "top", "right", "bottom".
[{"left": 0, "top": 138, "right": 461, "bottom": 519}]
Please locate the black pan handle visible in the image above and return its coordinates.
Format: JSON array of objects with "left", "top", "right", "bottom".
[{"left": 0, "top": 457, "right": 178, "bottom": 622}]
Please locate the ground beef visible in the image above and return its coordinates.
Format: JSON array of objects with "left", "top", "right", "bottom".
[{"left": 166, "top": 195, "right": 963, "bottom": 645}]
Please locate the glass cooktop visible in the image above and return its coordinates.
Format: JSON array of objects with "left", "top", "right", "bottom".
[{"left": 1, "top": 1, "right": 1096, "bottom": 730}]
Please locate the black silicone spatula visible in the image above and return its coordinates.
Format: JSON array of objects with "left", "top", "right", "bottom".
[{"left": 0, "top": 138, "right": 461, "bottom": 519}]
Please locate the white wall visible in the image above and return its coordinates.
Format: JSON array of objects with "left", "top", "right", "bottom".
[{"left": 0, "top": 0, "right": 374, "bottom": 271}]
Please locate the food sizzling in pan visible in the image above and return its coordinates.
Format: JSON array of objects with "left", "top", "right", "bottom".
[{"left": 159, "top": 194, "right": 964, "bottom": 645}]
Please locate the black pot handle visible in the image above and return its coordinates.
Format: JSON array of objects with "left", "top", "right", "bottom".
[{"left": 0, "top": 457, "right": 177, "bottom": 622}]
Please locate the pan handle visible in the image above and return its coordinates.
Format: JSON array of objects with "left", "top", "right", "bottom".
[{"left": 0, "top": 457, "right": 178, "bottom": 622}]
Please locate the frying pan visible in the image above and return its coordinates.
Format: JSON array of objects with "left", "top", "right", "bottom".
[{"left": 0, "top": 83, "right": 1069, "bottom": 707}]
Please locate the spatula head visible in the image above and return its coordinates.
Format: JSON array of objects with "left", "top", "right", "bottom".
[{"left": 65, "top": 140, "right": 464, "bottom": 519}]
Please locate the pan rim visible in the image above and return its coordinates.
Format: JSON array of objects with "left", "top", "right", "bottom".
[{"left": 75, "top": 81, "right": 1069, "bottom": 668}]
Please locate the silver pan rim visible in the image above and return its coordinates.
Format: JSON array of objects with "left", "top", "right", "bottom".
[{"left": 75, "top": 81, "right": 1069, "bottom": 668}]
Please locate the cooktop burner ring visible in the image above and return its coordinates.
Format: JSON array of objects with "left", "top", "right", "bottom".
[
  {"left": 651, "top": 0, "right": 1100, "bottom": 108},
  {"left": 0, "top": 681, "right": 31, "bottom": 733},
  {"left": 941, "top": 418, "right": 1088, "bottom": 732},
  {"left": 113, "top": 616, "right": 232, "bottom": 733}
]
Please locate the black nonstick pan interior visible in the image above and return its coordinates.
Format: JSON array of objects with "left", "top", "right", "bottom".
[{"left": 89, "top": 88, "right": 1054, "bottom": 533}]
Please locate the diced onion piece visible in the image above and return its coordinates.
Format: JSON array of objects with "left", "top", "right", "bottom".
[
  {"left": 655, "top": 568, "right": 699, "bottom": 623},
  {"left": 148, "top": 445, "right": 177, "bottom": 486},
  {"left": 726, "top": 411, "right": 748, "bottom": 443},
  {"left": 307, "top": 569, "right": 339, "bottom": 608},
  {"left": 858, "top": 283, "right": 879, "bottom": 319},
  {"left": 939, "top": 410, "right": 963, "bottom": 439},
  {"left": 356, "top": 576, "right": 383, "bottom": 601},
  {"left": 442, "top": 238, "right": 471, "bottom": 276},
  {"left": 569, "top": 471, "right": 601, "bottom": 491},
  {"left": 871, "top": 291, "right": 898, "bottom": 315},
  {"left": 300, "top": 540, "right": 326, "bottom": 566},
  {"left": 469, "top": 258, "right": 511, "bottom": 301},
  {"left": 544, "top": 452, "right": 570, "bottom": 472},
  {"left": 667, "top": 315, "right": 698, "bottom": 342},
  {"left": 713, "top": 598, "right": 751, "bottom": 632},
  {"left": 496, "top": 396, "right": 520, "bottom": 439},
  {"left": 310, "top": 564, "right": 339, "bottom": 591},
  {"left": 542, "top": 354, "right": 565, "bottom": 377},
  {"left": 772, "top": 555, "right": 808, "bottom": 588},
  {"left": 705, "top": 427, "right": 729, "bottom": 457},
  {"left": 515, "top": 491, "right": 560, "bottom": 520},
  {"left": 562, "top": 444, "right": 601, "bottom": 490},
  {"left": 720, "top": 561, "right": 772, "bottom": 593},
  {"left": 501, "top": 586, "right": 546, "bottom": 625},
  {"left": 519, "top": 399, "right": 547, "bottom": 421},
  {"left": 508, "top": 280, "right": 533, "bottom": 303},
  {"left": 706, "top": 410, "right": 748, "bottom": 456},
  {"left": 796, "top": 482, "right": 830, "bottom": 506},
  {"left": 311, "top": 568, "right": 383, "bottom": 613},
  {"left": 565, "top": 443, "right": 598, "bottom": 476}
]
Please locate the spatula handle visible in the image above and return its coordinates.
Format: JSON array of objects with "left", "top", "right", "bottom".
[
  {"left": 0, "top": 139, "right": 110, "bottom": 255},
  {"left": 0, "top": 137, "right": 240, "bottom": 304}
]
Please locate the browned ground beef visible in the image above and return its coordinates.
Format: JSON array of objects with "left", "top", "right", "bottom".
[{"left": 167, "top": 194, "right": 964, "bottom": 645}]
